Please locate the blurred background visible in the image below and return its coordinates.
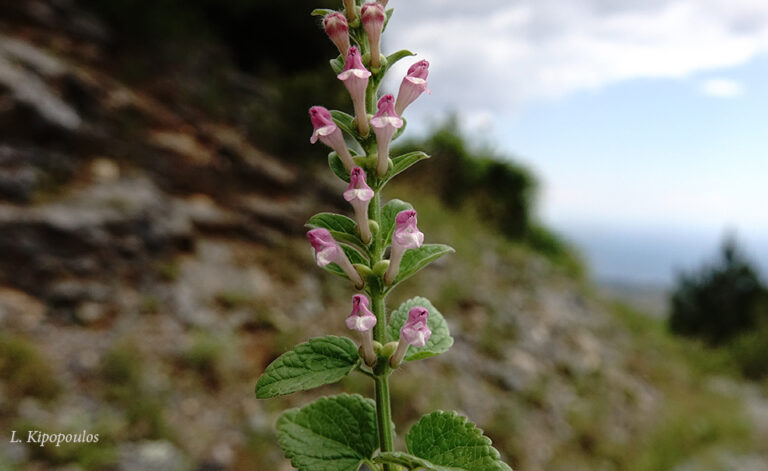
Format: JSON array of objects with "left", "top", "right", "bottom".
[{"left": 0, "top": 0, "right": 767, "bottom": 470}]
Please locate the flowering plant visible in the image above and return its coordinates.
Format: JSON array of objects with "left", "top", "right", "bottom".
[{"left": 255, "top": 2, "right": 512, "bottom": 470}]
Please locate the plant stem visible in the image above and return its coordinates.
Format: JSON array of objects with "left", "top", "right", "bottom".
[
  {"left": 374, "top": 374, "right": 394, "bottom": 471},
  {"left": 370, "top": 187, "right": 394, "bottom": 471}
]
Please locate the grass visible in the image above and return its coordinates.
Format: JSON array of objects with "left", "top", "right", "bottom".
[{"left": 0, "top": 335, "right": 61, "bottom": 401}]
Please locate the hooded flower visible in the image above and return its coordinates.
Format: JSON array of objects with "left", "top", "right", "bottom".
[
  {"left": 370, "top": 94, "right": 403, "bottom": 177},
  {"left": 337, "top": 47, "right": 371, "bottom": 136},
  {"left": 361, "top": 2, "right": 386, "bottom": 69},
  {"left": 346, "top": 294, "right": 377, "bottom": 365},
  {"left": 323, "top": 12, "right": 350, "bottom": 57},
  {"left": 307, "top": 228, "right": 364, "bottom": 287},
  {"left": 383, "top": 209, "right": 424, "bottom": 285},
  {"left": 400, "top": 307, "right": 431, "bottom": 348},
  {"left": 395, "top": 60, "right": 430, "bottom": 115},
  {"left": 344, "top": 167, "right": 374, "bottom": 243},
  {"left": 346, "top": 294, "right": 377, "bottom": 332},
  {"left": 309, "top": 106, "right": 355, "bottom": 171},
  {"left": 391, "top": 306, "right": 431, "bottom": 367}
]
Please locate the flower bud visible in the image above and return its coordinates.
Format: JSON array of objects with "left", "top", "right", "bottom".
[
  {"left": 369, "top": 94, "right": 403, "bottom": 177},
  {"left": 323, "top": 12, "right": 350, "bottom": 57},
  {"left": 337, "top": 47, "right": 372, "bottom": 136},
  {"left": 391, "top": 307, "right": 431, "bottom": 367},
  {"left": 343, "top": 167, "right": 375, "bottom": 243},
  {"left": 307, "top": 228, "right": 364, "bottom": 288},
  {"left": 361, "top": 2, "right": 386, "bottom": 69},
  {"left": 309, "top": 106, "right": 355, "bottom": 172},
  {"left": 346, "top": 294, "right": 377, "bottom": 365},
  {"left": 395, "top": 60, "right": 430, "bottom": 116},
  {"left": 343, "top": 0, "right": 356, "bottom": 22},
  {"left": 383, "top": 209, "right": 423, "bottom": 285}
]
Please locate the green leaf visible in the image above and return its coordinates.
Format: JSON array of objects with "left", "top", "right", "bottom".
[
  {"left": 277, "top": 394, "right": 378, "bottom": 471},
  {"left": 391, "top": 116, "right": 407, "bottom": 142},
  {"left": 380, "top": 199, "right": 413, "bottom": 246},
  {"left": 306, "top": 213, "right": 368, "bottom": 254},
  {"left": 330, "top": 55, "right": 345, "bottom": 75},
  {"left": 330, "top": 110, "right": 357, "bottom": 138},
  {"left": 392, "top": 243, "right": 455, "bottom": 287},
  {"left": 328, "top": 152, "right": 350, "bottom": 182},
  {"left": 387, "top": 297, "right": 453, "bottom": 361},
  {"left": 311, "top": 8, "right": 335, "bottom": 17},
  {"left": 375, "top": 451, "right": 463, "bottom": 471},
  {"left": 405, "top": 411, "right": 513, "bottom": 471},
  {"left": 384, "top": 49, "right": 414, "bottom": 75},
  {"left": 323, "top": 245, "right": 369, "bottom": 279},
  {"left": 381, "top": 151, "right": 429, "bottom": 186},
  {"left": 254, "top": 336, "right": 360, "bottom": 398}
]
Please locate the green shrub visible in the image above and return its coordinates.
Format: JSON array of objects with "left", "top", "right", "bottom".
[
  {"left": 729, "top": 327, "right": 768, "bottom": 379},
  {"left": 668, "top": 238, "right": 768, "bottom": 345}
]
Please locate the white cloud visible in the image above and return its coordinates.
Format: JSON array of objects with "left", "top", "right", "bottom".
[
  {"left": 699, "top": 78, "right": 744, "bottom": 97},
  {"left": 384, "top": 0, "right": 768, "bottom": 115}
]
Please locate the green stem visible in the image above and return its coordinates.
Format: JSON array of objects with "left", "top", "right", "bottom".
[
  {"left": 374, "top": 374, "right": 394, "bottom": 471},
  {"left": 370, "top": 187, "right": 394, "bottom": 471}
]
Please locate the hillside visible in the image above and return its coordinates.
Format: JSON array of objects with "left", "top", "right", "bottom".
[{"left": 1, "top": 2, "right": 767, "bottom": 471}]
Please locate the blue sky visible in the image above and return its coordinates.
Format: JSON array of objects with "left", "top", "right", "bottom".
[{"left": 383, "top": 0, "right": 768, "bottom": 284}]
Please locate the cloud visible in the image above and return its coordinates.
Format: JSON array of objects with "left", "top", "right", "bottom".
[
  {"left": 698, "top": 78, "right": 744, "bottom": 97},
  {"left": 384, "top": 0, "right": 768, "bottom": 115}
]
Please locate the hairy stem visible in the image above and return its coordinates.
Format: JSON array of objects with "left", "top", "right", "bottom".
[{"left": 370, "top": 187, "right": 394, "bottom": 471}]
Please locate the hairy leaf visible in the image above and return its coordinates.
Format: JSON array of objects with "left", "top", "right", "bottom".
[
  {"left": 255, "top": 336, "right": 359, "bottom": 398},
  {"left": 277, "top": 394, "right": 378, "bottom": 471}
]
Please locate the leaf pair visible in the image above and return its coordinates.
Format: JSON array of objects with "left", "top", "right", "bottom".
[{"left": 278, "top": 395, "right": 512, "bottom": 471}]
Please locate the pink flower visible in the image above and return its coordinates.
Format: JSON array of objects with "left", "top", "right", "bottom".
[
  {"left": 369, "top": 94, "right": 403, "bottom": 177},
  {"left": 395, "top": 60, "right": 430, "bottom": 115},
  {"left": 307, "top": 228, "right": 364, "bottom": 287},
  {"left": 323, "top": 12, "right": 350, "bottom": 57},
  {"left": 337, "top": 47, "right": 372, "bottom": 136},
  {"left": 384, "top": 209, "right": 423, "bottom": 285},
  {"left": 309, "top": 106, "right": 355, "bottom": 172},
  {"left": 361, "top": 2, "right": 386, "bottom": 69},
  {"left": 346, "top": 294, "right": 377, "bottom": 332},
  {"left": 343, "top": 167, "right": 375, "bottom": 243},
  {"left": 391, "top": 306, "right": 431, "bottom": 367},
  {"left": 346, "top": 294, "right": 377, "bottom": 366}
]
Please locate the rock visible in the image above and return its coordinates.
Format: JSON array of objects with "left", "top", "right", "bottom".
[{"left": 118, "top": 440, "right": 190, "bottom": 471}]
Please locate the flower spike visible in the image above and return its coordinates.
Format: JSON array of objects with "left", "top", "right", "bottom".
[
  {"left": 370, "top": 94, "right": 403, "bottom": 177},
  {"left": 337, "top": 46, "right": 372, "bottom": 136},
  {"left": 323, "top": 12, "right": 350, "bottom": 57},
  {"left": 346, "top": 294, "right": 377, "bottom": 365},
  {"left": 384, "top": 209, "right": 423, "bottom": 285},
  {"left": 395, "top": 60, "right": 430, "bottom": 115},
  {"left": 309, "top": 106, "right": 355, "bottom": 171},
  {"left": 344, "top": 167, "right": 375, "bottom": 244},
  {"left": 307, "top": 228, "right": 364, "bottom": 288},
  {"left": 391, "top": 306, "right": 431, "bottom": 368},
  {"left": 361, "top": 2, "right": 386, "bottom": 69}
]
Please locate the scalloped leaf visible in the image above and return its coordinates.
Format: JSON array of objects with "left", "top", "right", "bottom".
[
  {"left": 328, "top": 152, "right": 351, "bottom": 182},
  {"left": 391, "top": 243, "right": 455, "bottom": 287},
  {"left": 387, "top": 297, "right": 453, "bottom": 361},
  {"left": 277, "top": 394, "right": 378, "bottom": 471},
  {"left": 255, "top": 336, "right": 360, "bottom": 398},
  {"left": 306, "top": 213, "right": 368, "bottom": 254},
  {"left": 330, "top": 55, "right": 345, "bottom": 75},
  {"left": 380, "top": 199, "right": 413, "bottom": 246},
  {"left": 405, "top": 411, "right": 513, "bottom": 471}
]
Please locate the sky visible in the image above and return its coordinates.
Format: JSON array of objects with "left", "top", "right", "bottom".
[{"left": 382, "top": 0, "right": 768, "bottom": 285}]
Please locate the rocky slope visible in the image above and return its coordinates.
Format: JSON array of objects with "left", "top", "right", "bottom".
[{"left": 1, "top": 2, "right": 767, "bottom": 471}]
